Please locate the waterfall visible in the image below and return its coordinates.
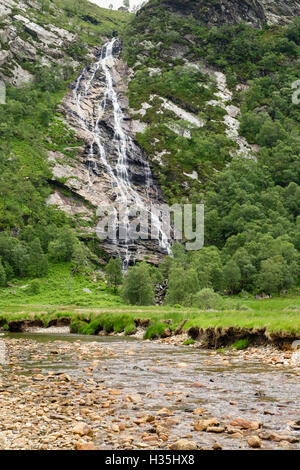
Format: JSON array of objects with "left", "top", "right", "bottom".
[{"left": 73, "top": 38, "right": 171, "bottom": 268}]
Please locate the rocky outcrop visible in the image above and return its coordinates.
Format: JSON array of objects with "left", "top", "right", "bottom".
[
  {"left": 0, "top": 0, "right": 79, "bottom": 85},
  {"left": 139, "top": 0, "right": 300, "bottom": 28},
  {"left": 51, "top": 41, "right": 169, "bottom": 264}
]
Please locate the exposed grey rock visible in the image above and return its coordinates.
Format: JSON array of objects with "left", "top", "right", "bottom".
[
  {"left": 140, "top": 0, "right": 300, "bottom": 28},
  {"left": 0, "top": 0, "right": 79, "bottom": 84}
]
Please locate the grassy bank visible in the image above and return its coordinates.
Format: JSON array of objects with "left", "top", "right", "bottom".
[
  {"left": 1, "top": 297, "right": 300, "bottom": 339},
  {"left": 1, "top": 263, "right": 300, "bottom": 341}
]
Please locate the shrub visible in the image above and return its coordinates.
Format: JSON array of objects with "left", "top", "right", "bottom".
[
  {"left": 70, "top": 320, "right": 88, "bottom": 334},
  {"left": 183, "top": 339, "right": 195, "bottom": 345},
  {"left": 105, "top": 258, "right": 123, "bottom": 293},
  {"left": 192, "top": 288, "right": 223, "bottom": 310},
  {"left": 28, "top": 280, "right": 41, "bottom": 295}
]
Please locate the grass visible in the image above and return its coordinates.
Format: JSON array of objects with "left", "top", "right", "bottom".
[
  {"left": 1, "top": 296, "right": 300, "bottom": 337},
  {"left": 0, "top": 263, "right": 122, "bottom": 308},
  {"left": 230, "top": 339, "right": 250, "bottom": 350},
  {"left": 1, "top": 264, "right": 300, "bottom": 337},
  {"left": 183, "top": 339, "right": 196, "bottom": 345}
]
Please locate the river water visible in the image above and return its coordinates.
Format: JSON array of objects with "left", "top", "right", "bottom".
[{"left": 1, "top": 332, "right": 299, "bottom": 450}]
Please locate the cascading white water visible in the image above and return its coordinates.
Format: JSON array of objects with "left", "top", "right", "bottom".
[{"left": 73, "top": 38, "right": 171, "bottom": 268}]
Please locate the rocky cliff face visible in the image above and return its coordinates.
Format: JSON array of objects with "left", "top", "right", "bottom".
[
  {"left": 140, "top": 0, "right": 300, "bottom": 28},
  {"left": 0, "top": 0, "right": 80, "bottom": 86},
  {"left": 52, "top": 40, "right": 170, "bottom": 264}
]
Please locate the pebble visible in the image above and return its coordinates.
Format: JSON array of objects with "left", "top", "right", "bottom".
[
  {"left": 248, "top": 436, "right": 262, "bottom": 449},
  {"left": 0, "top": 336, "right": 299, "bottom": 451},
  {"left": 170, "top": 439, "right": 198, "bottom": 450}
]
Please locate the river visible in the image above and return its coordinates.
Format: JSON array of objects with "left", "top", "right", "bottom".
[{"left": 0, "top": 332, "right": 299, "bottom": 450}]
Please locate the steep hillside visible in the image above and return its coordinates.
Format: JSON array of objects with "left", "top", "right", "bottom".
[
  {"left": 0, "top": 0, "right": 130, "bottom": 284},
  {"left": 123, "top": 0, "right": 300, "bottom": 200},
  {"left": 139, "top": 0, "right": 300, "bottom": 28},
  {"left": 121, "top": 0, "right": 300, "bottom": 295},
  {"left": 0, "top": 0, "right": 130, "bottom": 85},
  {"left": 1, "top": 0, "right": 300, "bottom": 297}
]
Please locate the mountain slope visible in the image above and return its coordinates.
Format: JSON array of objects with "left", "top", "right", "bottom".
[
  {"left": 0, "top": 0, "right": 130, "bottom": 283},
  {"left": 0, "top": 0, "right": 300, "bottom": 296},
  {"left": 139, "top": 0, "right": 300, "bottom": 28},
  {"left": 123, "top": 0, "right": 300, "bottom": 200},
  {"left": 120, "top": 0, "right": 300, "bottom": 294}
]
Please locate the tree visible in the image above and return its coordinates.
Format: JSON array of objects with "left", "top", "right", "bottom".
[
  {"left": 256, "top": 119, "right": 286, "bottom": 148},
  {"left": 256, "top": 255, "right": 297, "bottom": 295},
  {"left": 0, "top": 258, "right": 6, "bottom": 287},
  {"left": 121, "top": 263, "right": 155, "bottom": 305},
  {"left": 48, "top": 228, "right": 76, "bottom": 262},
  {"left": 223, "top": 260, "right": 241, "bottom": 294},
  {"left": 165, "top": 266, "right": 199, "bottom": 306},
  {"left": 71, "top": 242, "right": 91, "bottom": 275},
  {"left": 29, "top": 238, "right": 48, "bottom": 277},
  {"left": 105, "top": 258, "right": 123, "bottom": 293},
  {"left": 190, "top": 246, "right": 224, "bottom": 291}
]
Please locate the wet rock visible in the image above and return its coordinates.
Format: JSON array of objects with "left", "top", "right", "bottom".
[
  {"left": 207, "top": 426, "right": 225, "bottom": 433},
  {"left": 248, "top": 436, "right": 262, "bottom": 449},
  {"left": 170, "top": 439, "right": 198, "bottom": 450},
  {"left": 193, "top": 407, "right": 207, "bottom": 416},
  {"left": 212, "top": 442, "right": 222, "bottom": 450},
  {"left": 259, "top": 431, "right": 299, "bottom": 443},
  {"left": 156, "top": 408, "right": 173, "bottom": 417},
  {"left": 193, "top": 418, "right": 219, "bottom": 432},
  {"left": 230, "top": 418, "right": 261, "bottom": 431}
]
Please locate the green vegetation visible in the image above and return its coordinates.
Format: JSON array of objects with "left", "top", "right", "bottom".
[
  {"left": 121, "top": 262, "right": 162, "bottom": 305},
  {"left": 144, "top": 322, "right": 169, "bottom": 339},
  {"left": 2, "top": 292, "right": 300, "bottom": 338},
  {"left": 230, "top": 339, "right": 250, "bottom": 350},
  {"left": 104, "top": 258, "right": 123, "bottom": 293},
  {"left": 0, "top": 262, "right": 121, "bottom": 308},
  {"left": 1, "top": 0, "right": 300, "bottom": 338},
  {"left": 183, "top": 339, "right": 195, "bottom": 345},
  {"left": 0, "top": 0, "right": 130, "bottom": 286},
  {"left": 122, "top": 7, "right": 300, "bottom": 297}
]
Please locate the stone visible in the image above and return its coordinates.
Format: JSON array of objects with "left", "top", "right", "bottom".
[
  {"left": 0, "top": 433, "right": 7, "bottom": 450},
  {"left": 248, "top": 436, "right": 262, "bottom": 449},
  {"left": 75, "top": 442, "right": 97, "bottom": 450},
  {"left": 82, "top": 288, "right": 92, "bottom": 294},
  {"left": 193, "top": 407, "right": 207, "bottom": 415},
  {"left": 212, "top": 442, "right": 222, "bottom": 450},
  {"left": 170, "top": 439, "right": 198, "bottom": 450},
  {"left": 193, "top": 418, "right": 219, "bottom": 432},
  {"left": 72, "top": 423, "right": 93, "bottom": 436},
  {"left": 230, "top": 418, "right": 261, "bottom": 431},
  {"left": 207, "top": 426, "right": 225, "bottom": 433},
  {"left": 156, "top": 408, "right": 172, "bottom": 417}
]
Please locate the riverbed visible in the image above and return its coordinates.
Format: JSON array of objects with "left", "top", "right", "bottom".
[{"left": 0, "top": 332, "right": 299, "bottom": 450}]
